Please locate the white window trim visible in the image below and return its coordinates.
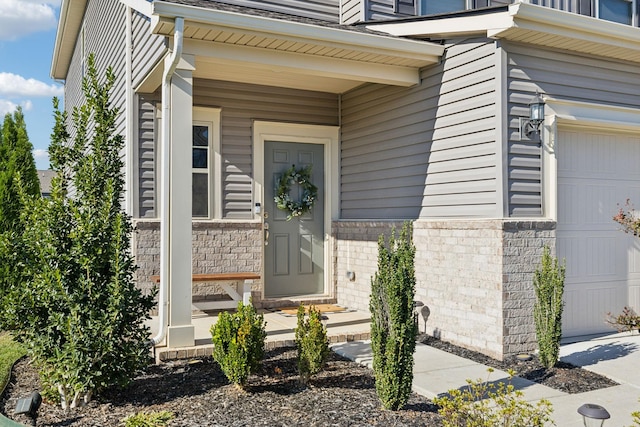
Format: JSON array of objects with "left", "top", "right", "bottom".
[
  {"left": 193, "top": 107, "right": 222, "bottom": 219},
  {"left": 542, "top": 98, "right": 640, "bottom": 222}
]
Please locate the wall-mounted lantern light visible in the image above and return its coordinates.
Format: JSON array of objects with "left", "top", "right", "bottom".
[
  {"left": 519, "top": 92, "right": 545, "bottom": 141},
  {"left": 577, "top": 403, "right": 610, "bottom": 427}
]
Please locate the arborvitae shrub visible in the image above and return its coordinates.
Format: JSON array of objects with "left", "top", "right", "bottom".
[
  {"left": 370, "top": 221, "right": 417, "bottom": 411},
  {"left": 210, "top": 301, "right": 266, "bottom": 387},
  {"left": 533, "top": 246, "right": 565, "bottom": 369},
  {"left": 295, "top": 304, "right": 329, "bottom": 384}
]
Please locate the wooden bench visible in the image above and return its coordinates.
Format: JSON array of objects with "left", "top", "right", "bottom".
[{"left": 150, "top": 273, "right": 260, "bottom": 311}]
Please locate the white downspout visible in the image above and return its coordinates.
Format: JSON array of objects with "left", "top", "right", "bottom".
[{"left": 149, "top": 16, "right": 184, "bottom": 346}]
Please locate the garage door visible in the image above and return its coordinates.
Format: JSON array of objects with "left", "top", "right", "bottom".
[{"left": 557, "top": 129, "right": 640, "bottom": 337}]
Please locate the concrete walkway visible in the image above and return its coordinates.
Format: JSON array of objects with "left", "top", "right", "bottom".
[{"left": 333, "top": 332, "right": 640, "bottom": 426}]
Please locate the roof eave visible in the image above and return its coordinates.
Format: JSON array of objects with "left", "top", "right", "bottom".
[
  {"left": 151, "top": 0, "right": 445, "bottom": 63},
  {"left": 51, "top": 0, "right": 88, "bottom": 80}
]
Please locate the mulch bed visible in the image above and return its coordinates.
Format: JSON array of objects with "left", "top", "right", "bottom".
[
  {"left": 1, "top": 337, "right": 619, "bottom": 426},
  {"left": 1, "top": 348, "right": 442, "bottom": 427}
]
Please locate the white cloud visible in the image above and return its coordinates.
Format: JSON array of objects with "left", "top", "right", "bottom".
[
  {"left": 0, "top": 98, "right": 34, "bottom": 116},
  {"left": 0, "top": 0, "right": 59, "bottom": 41},
  {"left": 33, "top": 148, "right": 49, "bottom": 160},
  {"left": 0, "top": 99, "right": 19, "bottom": 115},
  {"left": 0, "top": 73, "right": 63, "bottom": 98}
]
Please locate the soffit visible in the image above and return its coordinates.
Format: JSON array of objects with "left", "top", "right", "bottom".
[
  {"left": 367, "top": 2, "right": 640, "bottom": 64},
  {"left": 144, "top": 0, "right": 444, "bottom": 92}
]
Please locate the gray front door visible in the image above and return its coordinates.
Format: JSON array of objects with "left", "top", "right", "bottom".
[{"left": 264, "top": 141, "right": 324, "bottom": 297}]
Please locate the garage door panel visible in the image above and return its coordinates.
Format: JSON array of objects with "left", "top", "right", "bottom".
[
  {"left": 558, "top": 129, "right": 640, "bottom": 337},
  {"left": 563, "top": 283, "right": 626, "bottom": 337},
  {"left": 559, "top": 233, "right": 623, "bottom": 280}
]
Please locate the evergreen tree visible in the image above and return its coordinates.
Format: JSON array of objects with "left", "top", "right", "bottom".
[
  {"left": 0, "top": 107, "right": 40, "bottom": 234},
  {"left": 0, "top": 107, "right": 41, "bottom": 327}
]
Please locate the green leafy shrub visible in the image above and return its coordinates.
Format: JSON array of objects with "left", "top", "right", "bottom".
[
  {"left": 210, "top": 302, "right": 267, "bottom": 387},
  {"left": 122, "top": 411, "right": 175, "bottom": 427},
  {"left": 434, "top": 369, "right": 554, "bottom": 426},
  {"left": 533, "top": 247, "right": 565, "bottom": 369},
  {"left": 2, "top": 54, "right": 155, "bottom": 408},
  {"left": 369, "top": 221, "right": 417, "bottom": 410},
  {"left": 295, "top": 304, "right": 329, "bottom": 384}
]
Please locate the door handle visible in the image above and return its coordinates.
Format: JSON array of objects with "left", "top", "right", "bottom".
[{"left": 264, "top": 221, "right": 269, "bottom": 246}]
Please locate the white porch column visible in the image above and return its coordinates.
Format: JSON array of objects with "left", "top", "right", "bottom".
[{"left": 166, "top": 53, "right": 195, "bottom": 348}]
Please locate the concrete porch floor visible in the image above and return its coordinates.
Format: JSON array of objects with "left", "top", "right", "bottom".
[{"left": 146, "top": 307, "right": 371, "bottom": 362}]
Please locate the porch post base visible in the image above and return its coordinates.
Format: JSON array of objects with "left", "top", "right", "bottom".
[{"left": 167, "top": 325, "right": 195, "bottom": 348}]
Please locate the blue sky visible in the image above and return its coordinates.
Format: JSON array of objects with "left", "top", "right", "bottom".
[{"left": 0, "top": 0, "right": 62, "bottom": 170}]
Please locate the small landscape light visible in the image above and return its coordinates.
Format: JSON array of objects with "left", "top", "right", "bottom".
[
  {"left": 321, "top": 314, "right": 329, "bottom": 328},
  {"left": 15, "top": 391, "right": 41, "bottom": 425},
  {"left": 515, "top": 353, "right": 532, "bottom": 362},
  {"left": 577, "top": 403, "right": 610, "bottom": 427}
]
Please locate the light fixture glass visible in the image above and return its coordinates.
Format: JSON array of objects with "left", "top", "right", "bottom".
[
  {"left": 577, "top": 403, "right": 610, "bottom": 427},
  {"left": 529, "top": 92, "right": 545, "bottom": 122},
  {"left": 519, "top": 92, "right": 546, "bottom": 141}
]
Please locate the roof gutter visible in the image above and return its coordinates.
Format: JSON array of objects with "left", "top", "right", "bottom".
[{"left": 148, "top": 16, "right": 184, "bottom": 347}]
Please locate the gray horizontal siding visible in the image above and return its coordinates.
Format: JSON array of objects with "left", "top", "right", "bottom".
[
  {"left": 138, "top": 97, "right": 157, "bottom": 218},
  {"left": 131, "top": 11, "right": 167, "bottom": 90},
  {"left": 341, "top": 39, "right": 498, "bottom": 219},
  {"left": 214, "top": 0, "right": 340, "bottom": 22},
  {"left": 64, "top": 1, "right": 127, "bottom": 140},
  {"left": 506, "top": 42, "right": 640, "bottom": 216},
  {"left": 194, "top": 79, "right": 339, "bottom": 219}
]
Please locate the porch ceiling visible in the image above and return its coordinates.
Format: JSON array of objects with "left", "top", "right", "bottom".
[
  {"left": 367, "top": 2, "right": 640, "bottom": 64},
  {"left": 143, "top": 0, "right": 444, "bottom": 93}
]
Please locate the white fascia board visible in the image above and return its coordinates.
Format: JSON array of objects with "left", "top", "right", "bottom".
[
  {"left": 120, "top": 0, "right": 152, "bottom": 17},
  {"left": 366, "top": 11, "right": 513, "bottom": 38},
  {"left": 546, "top": 97, "right": 640, "bottom": 132},
  {"left": 184, "top": 39, "right": 420, "bottom": 87},
  {"left": 151, "top": 1, "right": 444, "bottom": 60},
  {"left": 490, "top": 2, "right": 640, "bottom": 47},
  {"left": 51, "top": 0, "right": 88, "bottom": 80}
]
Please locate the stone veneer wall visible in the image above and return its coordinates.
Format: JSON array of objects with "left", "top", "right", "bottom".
[
  {"left": 333, "top": 219, "right": 556, "bottom": 360},
  {"left": 501, "top": 221, "right": 556, "bottom": 356},
  {"left": 133, "top": 220, "right": 263, "bottom": 305}
]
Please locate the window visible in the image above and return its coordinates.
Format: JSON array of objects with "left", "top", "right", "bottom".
[
  {"left": 598, "top": 0, "right": 635, "bottom": 25},
  {"left": 420, "top": 0, "right": 468, "bottom": 14},
  {"left": 192, "top": 125, "right": 209, "bottom": 217},
  {"left": 417, "top": 0, "right": 493, "bottom": 15},
  {"left": 192, "top": 108, "right": 221, "bottom": 219}
]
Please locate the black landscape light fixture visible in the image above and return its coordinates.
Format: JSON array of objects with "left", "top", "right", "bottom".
[
  {"left": 519, "top": 91, "right": 546, "bottom": 141},
  {"left": 15, "top": 391, "right": 42, "bottom": 425},
  {"left": 577, "top": 403, "right": 610, "bottom": 427}
]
